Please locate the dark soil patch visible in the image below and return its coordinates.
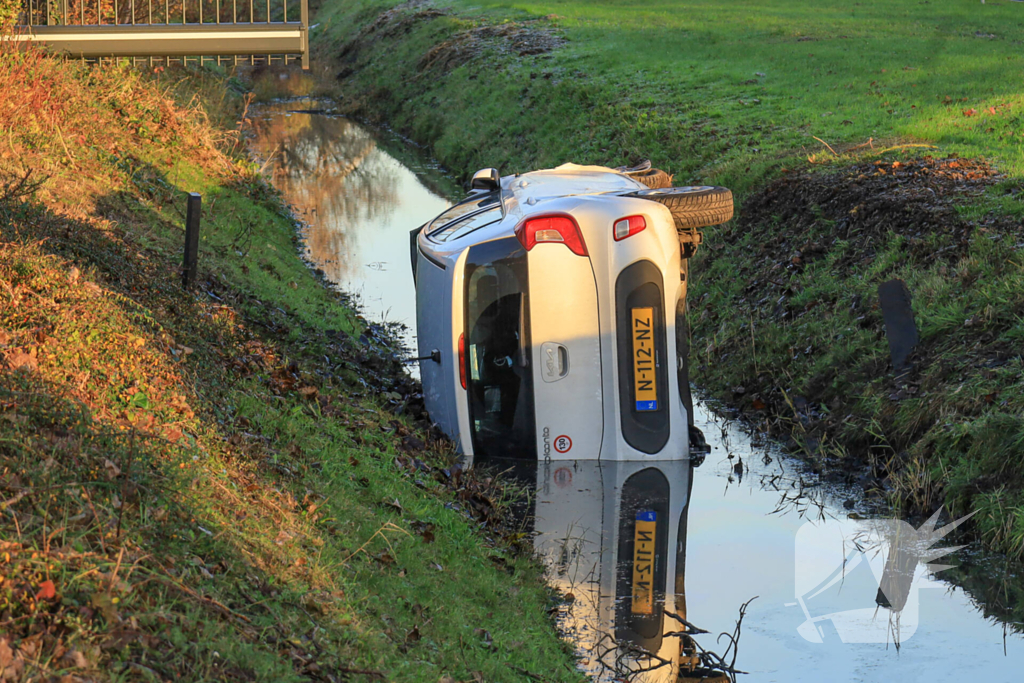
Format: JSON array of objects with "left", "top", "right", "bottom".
[
  {"left": 331, "top": 2, "right": 564, "bottom": 83},
  {"left": 735, "top": 155, "right": 1003, "bottom": 268},
  {"left": 419, "top": 24, "right": 566, "bottom": 73}
]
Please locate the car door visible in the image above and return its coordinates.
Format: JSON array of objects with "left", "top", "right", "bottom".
[
  {"left": 415, "top": 247, "right": 459, "bottom": 442},
  {"left": 527, "top": 238, "right": 604, "bottom": 460}
]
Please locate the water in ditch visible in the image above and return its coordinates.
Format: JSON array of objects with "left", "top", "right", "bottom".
[
  {"left": 248, "top": 100, "right": 1024, "bottom": 682},
  {"left": 247, "top": 98, "right": 457, "bottom": 357}
]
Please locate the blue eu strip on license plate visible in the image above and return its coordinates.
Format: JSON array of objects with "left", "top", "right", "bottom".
[
  {"left": 632, "top": 510, "right": 657, "bottom": 614},
  {"left": 636, "top": 400, "right": 658, "bottom": 412}
]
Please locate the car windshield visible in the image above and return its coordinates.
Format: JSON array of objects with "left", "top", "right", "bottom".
[
  {"left": 464, "top": 238, "right": 536, "bottom": 459},
  {"left": 427, "top": 191, "right": 501, "bottom": 240}
]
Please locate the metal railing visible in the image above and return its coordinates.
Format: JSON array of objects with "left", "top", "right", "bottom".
[{"left": 14, "top": 0, "right": 309, "bottom": 68}]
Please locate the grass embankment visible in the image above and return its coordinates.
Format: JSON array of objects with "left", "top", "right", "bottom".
[
  {"left": 0, "top": 47, "right": 582, "bottom": 680},
  {"left": 313, "top": 0, "right": 1024, "bottom": 555}
]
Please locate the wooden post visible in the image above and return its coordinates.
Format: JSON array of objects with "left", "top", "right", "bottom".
[
  {"left": 300, "top": 0, "right": 308, "bottom": 69},
  {"left": 182, "top": 192, "right": 201, "bottom": 288}
]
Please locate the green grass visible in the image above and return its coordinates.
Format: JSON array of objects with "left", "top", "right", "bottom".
[
  {"left": 0, "top": 46, "right": 580, "bottom": 680},
  {"left": 314, "top": 0, "right": 1024, "bottom": 187},
  {"left": 311, "top": 0, "right": 1024, "bottom": 558}
]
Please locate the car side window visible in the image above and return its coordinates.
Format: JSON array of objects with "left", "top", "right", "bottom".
[
  {"left": 426, "top": 191, "right": 501, "bottom": 240},
  {"left": 432, "top": 206, "right": 503, "bottom": 242}
]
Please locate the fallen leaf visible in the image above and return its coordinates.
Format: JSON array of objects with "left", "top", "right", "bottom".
[
  {"left": 412, "top": 520, "right": 435, "bottom": 543},
  {"left": 62, "top": 649, "right": 88, "bottom": 669},
  {"left": 37, "top": 580, "right": 56, "bottom": 600},
  {"left": 0, "top": 638, "right": 13, "bottom": 669},
  {"left": 5, "top": 350, "right": 37, "bottom": 372},
  {"left": 103, "top": 459, "right": 121, "bottom": 479}
]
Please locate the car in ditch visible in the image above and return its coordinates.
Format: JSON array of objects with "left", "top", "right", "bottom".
[{"left": 411, "top": 163, "right": 732, "bottom": 462}]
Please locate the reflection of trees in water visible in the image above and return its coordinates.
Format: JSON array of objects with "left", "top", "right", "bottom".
[{"left": 248, "top": 111, "right": 401, "bottom": 283}]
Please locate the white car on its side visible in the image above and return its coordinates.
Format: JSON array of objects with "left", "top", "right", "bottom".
[{"left": 411, "top": 163, "right": 732, "bottom": 462}]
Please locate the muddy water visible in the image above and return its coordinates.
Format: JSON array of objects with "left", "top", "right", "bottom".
[
  {"left": 247, "top": 99, "right": 454, "bottom": 355},
  {"left": 249, "top": 103, "right": 1023, "bottom": 682}
]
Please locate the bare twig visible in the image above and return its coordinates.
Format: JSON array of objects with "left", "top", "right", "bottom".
[
  {"left": 0, "top": 169, "right": 47, "bottom": 204},
  {"left": 812, "top": 136, "right": 839, "bottom": 157}
]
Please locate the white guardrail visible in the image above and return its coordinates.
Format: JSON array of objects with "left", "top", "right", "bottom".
[{"left": 13, "top": 0, "right": 309, "bottom": 68}]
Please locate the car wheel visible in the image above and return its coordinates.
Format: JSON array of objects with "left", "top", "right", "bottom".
[
  {"left": 630, "top": 185, "right": 734, "bottom": 229},
  {"left": 632, "top": 167, "right": 673, "bottom": 189}
]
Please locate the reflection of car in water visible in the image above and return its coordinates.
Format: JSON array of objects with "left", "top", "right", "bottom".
[
  {"left": 412, "top": 164, "right": 732, "bottom": 461},
  {"left": 476, "top": 457, "right": 692, "bottom": 681}
]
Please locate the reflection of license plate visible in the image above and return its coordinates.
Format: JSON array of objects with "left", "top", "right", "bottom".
[
  {"left": 631, "top": 510, "right": 657, "bottom": 614},
  {"left": 631, "top": 307, "right": 657, "bottom": 411}
]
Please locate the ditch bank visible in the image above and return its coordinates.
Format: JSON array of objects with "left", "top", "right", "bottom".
[
  {"left": 312, "top": 0, "right": 1024, "bottom": 558},
  {"left": 0, "top": 47, "right": 581, "bottom": 681}
]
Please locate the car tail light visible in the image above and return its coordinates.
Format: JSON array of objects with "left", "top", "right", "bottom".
[
  {"left": 613, "top": 215, "right": 646, "bottom": 241},
  {"left": 458, "top": 333, "right": 467, "bottom": 389},
  {"left": 515, "top": 214, "right": 588, "bottom": 256}
]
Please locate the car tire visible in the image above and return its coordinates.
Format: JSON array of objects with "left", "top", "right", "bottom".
[
  {"left": 631, "top": 185, "right": 734, "bottom": 229},
  {"left": 632, "top": 168, "right": 673, "bottom": 189}
]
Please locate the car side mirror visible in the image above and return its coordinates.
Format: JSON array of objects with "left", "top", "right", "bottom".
[{"left": 470, "top": 168, "right": 500, "bottom": 192}]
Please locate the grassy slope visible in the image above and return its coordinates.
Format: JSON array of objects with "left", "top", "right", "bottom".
[
  {"left": 313, "top": 0, "right": 1024, "bottom": 555},
  {"left": 0, "top": 48, "right": 581, "bottom": 681},
  {"left": 316, "top": 0, "right": 1024, "bottom": 187}
]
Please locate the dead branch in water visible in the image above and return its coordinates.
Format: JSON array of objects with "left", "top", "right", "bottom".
[{"left": 667, "top": 596, "right": 758, "bottom": 682}]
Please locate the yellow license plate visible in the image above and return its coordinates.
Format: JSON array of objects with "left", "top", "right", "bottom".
[
  {"left": 631, "top": 307, "right": 658, "bottom": 411},
  {"left": 631, "top": 511, "right": 657, "bottom": 614}
]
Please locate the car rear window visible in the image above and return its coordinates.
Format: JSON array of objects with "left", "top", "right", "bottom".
[
  {"left": 427, "top": 191, "right": 501, "bottom": 241},
  {"left": 464, "top": 238, "right": 536, "bottom": 459}
]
